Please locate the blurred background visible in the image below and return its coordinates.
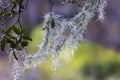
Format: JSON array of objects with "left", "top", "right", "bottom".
[{"left": 1, "top": 0, "right": 120, "bottom": 80}]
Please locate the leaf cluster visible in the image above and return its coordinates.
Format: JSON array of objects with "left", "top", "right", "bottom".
[
  {"left": 0, "top": 26, "right": 32, "bottom": 52},
  {"left": 0, "top": 0, "right": 27, "bottom": 26}
]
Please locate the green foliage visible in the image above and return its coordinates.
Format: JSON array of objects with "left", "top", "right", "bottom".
[
  {"left": 22, "top": 36, "right": 32, "bottom": 41},
  {"left": 0, "top": 0, "right": 25, "bottom": 19},
  {"left": 0, "top": 25, "right": 32, "bottom": 51},
  {"left": 26, "top": 27, "right": 120, "bottom": 79},
  {"left": 50, "top": 18, "right": 55, "bottom": 28},
  {"left": 71, "top": 43, "right": 120, "bottom": 79},
  {"left": 0, "top": 0, "right": 31, "bottom": 61}
]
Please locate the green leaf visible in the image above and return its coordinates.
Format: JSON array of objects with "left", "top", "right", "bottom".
[
  {"left": 22, "top": 36, "right": 32, "bottom": 41},
  {"left": 15, "top": 0, "right": 21, "bottom": 3},
  {"left": 10, "top": 43, "right": 15, "bottom": 48},
  {"left": 11, "top": 11, "right": 17, "bottom": 16},
  {"left": 0, "top": 29, "right": 4, "bottom": 33},
  {"left": 21, "top": 5, "right": 24, "bottom": 9},
  {"left": 21, "top": 27, "right": 26, "bottom": 34},
  {"left": 51, "top": 18, "right": 55, "bottom": 28},
  {"left": 13, "top": 26, "right": 20, "bottom": 34},
  {"left": 7, "top": 33, "right": 17, "bottom": 40},
  {"left": 21, "top": 41, "right": 28, "bottom": 47},
  {"left": 6, "top": 26, "right": 14, "bottom": 34},
  {"left": 1, "top": 38, "right": 6, "bottom": 51},
  {"left": 6, "top": 38, "right": 14, "bottom": 44},
  {"left": 0, "top": 16, "right": 2, "bottom": 21}
]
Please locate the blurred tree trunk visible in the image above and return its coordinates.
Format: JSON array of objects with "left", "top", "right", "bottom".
[
  {"left": 91, "top": 64, "right": 105, "bottom": 80},
  {"left": 92, "top": 64, "right": 98, "bottom": 80}
]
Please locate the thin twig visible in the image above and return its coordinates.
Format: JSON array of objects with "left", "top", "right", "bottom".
[
  {"left": 17, "top": 12, "right": 22, "bottom": 30},
  {"left": 49, "top": 0, "right": 54, "bottom": 11},
  {"left": 24, "top": 0, "right": 29, "bottom": 11}
]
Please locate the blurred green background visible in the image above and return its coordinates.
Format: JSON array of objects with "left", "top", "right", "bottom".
[{"left": 25, "top": 26, "right": 120, "bottom": 80}]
